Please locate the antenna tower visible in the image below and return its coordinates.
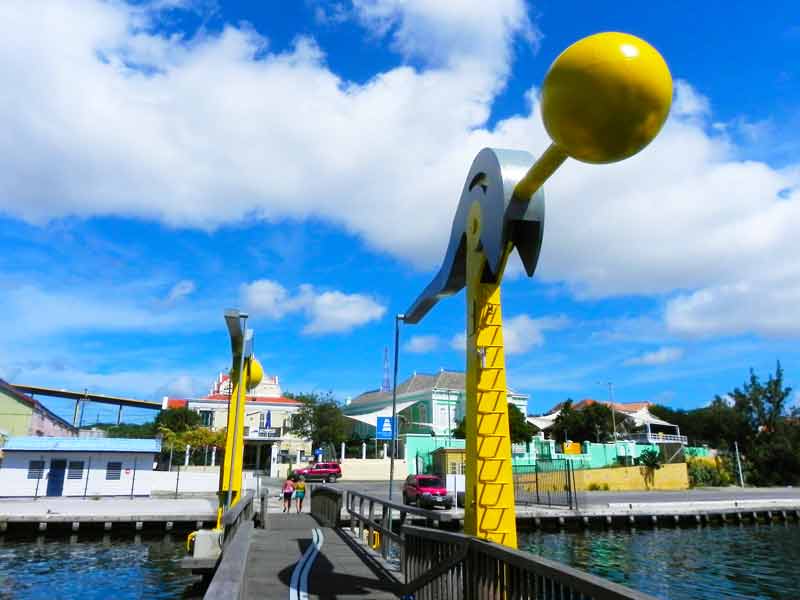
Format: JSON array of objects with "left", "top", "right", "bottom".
[{"left": 381, "top": 346, "right": 390, "bottom": 392}]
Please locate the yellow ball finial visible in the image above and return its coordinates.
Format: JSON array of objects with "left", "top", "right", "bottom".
[
  {"left": 246, "top": 357, "right": 263, "bottom": 390},
  {"left": 541, "top": 32, "right": 672, "bottom": 164}
]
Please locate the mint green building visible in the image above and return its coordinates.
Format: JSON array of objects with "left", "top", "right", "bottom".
[{"left": 343, "top": 370, "right": 528, "bottom": 472}]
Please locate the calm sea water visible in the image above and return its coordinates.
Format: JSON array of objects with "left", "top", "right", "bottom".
[
  {"left": 2, "top": 525, "right": 798, "bottom": 599},
  {"left": 0, "top": 535, "right": 199, "bottom": 600},
  {"left": 520, "top": 522, "right": 800, "bottom": 599}
]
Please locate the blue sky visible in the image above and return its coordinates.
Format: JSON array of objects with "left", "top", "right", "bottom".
[{"left": 1, "top": 0, "right": 799, "bottom": 425}]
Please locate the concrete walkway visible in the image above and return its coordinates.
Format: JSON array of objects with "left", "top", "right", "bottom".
[
  {"left": 244, "top": 513, "right": 398, "bottom": 599},
  {"left": 0, "top": 496, "right": 217, "bottom": 523}
]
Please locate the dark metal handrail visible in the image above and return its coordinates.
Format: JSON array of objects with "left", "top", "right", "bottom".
[
  {"left": 402, "top": 525, "right": 657, "bottom": 599},
  {"left": 345, "top": 489, "right": 453, "bottom": 563},
  {"left": 310, "top": 484, "right": 343, "bottom": 527},
  {"left": 204, "top": 491, "right": 257, "bottom": 600},
  {"left": 221, "top": 490, "right": 255, "bottom": 547}
]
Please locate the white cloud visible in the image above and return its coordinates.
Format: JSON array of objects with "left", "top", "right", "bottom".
[
  {"left": 241, "top": 279, "right": 386, "bottom": 335},
  {"left": 503, "top": 314, "right": 569, "bottom": 354},
  {"left": 449, "top": 314, "right": 568, "bottom": 355},
  {"left": 351, "top": 0, "right": 539, "bottom": 73},
  {"left": 624, "top": 346, "right": 684, "bottom": 366},
  {"left": 672, "top": 80, "right": 711, "bottom": 118},
  {"left": 241, "top": 280, "right": 292, "bottom": 319},
  {"left": 0, "top": 283, "right": 211, "bottom": 338},
  {"left": 665, "top": 280, "right": 800, "bottom": 337},
  {"left": 450, "top": 332, "right": 466, "bottom": 352},
  {"left": 404, "top": 334, "right": 440, "bottom": 353},
  {"left": 165, "top": 279, "right": 196, "bottom": 303},
  {"left": 0, "top": 1, "right": 798, "bottom": 340},
  {"left": 298, "top": 285, "right": 387, "bottom": 334}
]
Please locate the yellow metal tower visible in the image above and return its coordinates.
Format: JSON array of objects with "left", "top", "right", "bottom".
[{"left": 404, "top": 32, "right": 673, "bottom": 548}]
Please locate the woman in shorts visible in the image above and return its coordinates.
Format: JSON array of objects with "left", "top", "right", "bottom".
[
  {"left": 294, "top": 476, "right": 306, "bottom": 513},
  {"left": 282, "top": 476, "right": 295, "bottom": 513}
]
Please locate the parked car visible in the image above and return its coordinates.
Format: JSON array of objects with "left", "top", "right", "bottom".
[
  {"left": 293, "top": 462, "right": 342, "bottom": 482},
  {"left": 402, "top": 474, "right": 452, "bottom": 509}
]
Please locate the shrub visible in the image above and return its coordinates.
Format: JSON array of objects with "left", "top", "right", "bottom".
[
  {"left": 638, "top": 448, "right": 662, "bottom": 470},
  {"left": 587, "top": 482, "right": 610, "bottom": 491},
  {"left": 687, "top": 458, "right": 733, "bottom": 487}
]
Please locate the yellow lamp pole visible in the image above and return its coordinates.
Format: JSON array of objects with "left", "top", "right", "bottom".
[
  {"left": 217, "top": 310, "right": 263, "bottom": 528},
  {"left": 404, "top": 32, "right": 673, "bottom": 548}
]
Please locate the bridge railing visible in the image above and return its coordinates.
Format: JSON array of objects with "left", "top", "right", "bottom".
[
  {"left": 309, "top": 484, "right": 343, "bottom": 527},
  {"left": 204, "top": 491, "right": 256, "bottom": 600},
  {"left": 344, "top": 488, "right": 454, "bottom": 564},
  {"left": 402, "top": 525, "right": 657, "bottom": 600},
  {"left": 310, "top": 486, "right": 654, "bottom": 599}
]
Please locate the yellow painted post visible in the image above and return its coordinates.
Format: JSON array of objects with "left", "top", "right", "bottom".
[
  {"left": 464, "top": 204, "right": 517, "bottom": 548},
  {"left": 216, "top": 356, "right": 263, "bottom": 528}
]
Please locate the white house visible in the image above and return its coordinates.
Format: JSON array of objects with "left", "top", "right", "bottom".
[
  {"left": 164, "top": 370, "right": 312, "bottom": 471},
  {"left": 0, "top": 437, "right": 161, "bottom": 497}
]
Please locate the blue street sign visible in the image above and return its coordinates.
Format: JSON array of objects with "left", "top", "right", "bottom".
[{"left": 376, "top": 416, "right": 395, "bottom": 440}]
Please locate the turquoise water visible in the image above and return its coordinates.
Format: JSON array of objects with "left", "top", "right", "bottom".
[
  {"left": 520, "top": 522, "right": 800, "bottom": 599},
  {"left": 0, "top": 535, "right": 199, "bottom": 599}
]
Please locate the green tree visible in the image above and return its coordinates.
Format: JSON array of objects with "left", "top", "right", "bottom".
[
  {"left": 155, "top": 407, "right": 201, "bottom": 433},
  {"left": 452, "top": 403, "right": 536, "bottom": 444},
  {"left": 96, "top": 421, "right": 158, "bottom": 438},
  {"left": 287, "top": 391, "right": 348, "bottom": 452},
  {"left": 551, "top": 400, "right": 614, "bottom": 444},
  {"left": 508, "top": 403, "right": 537, "bottom": 444},
  {"left": 725, "top": 361, "right": 792, "bottom": 435}
]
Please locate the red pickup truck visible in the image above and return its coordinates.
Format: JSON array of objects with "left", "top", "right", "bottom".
[{"left": 293, "top": 462, "right": 342, "bottom": 483}]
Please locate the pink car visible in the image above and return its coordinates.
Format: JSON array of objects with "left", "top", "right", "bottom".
[
  {"left": 294, "top": 462, "right": 342, "bottom": 483},
  {"left": 402, "top": 474, "right": 453, "bottom": 509}
]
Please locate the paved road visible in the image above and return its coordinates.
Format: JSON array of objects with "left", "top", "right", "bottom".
[{"left": 326, "top": 480, "right": 800, "bottom": 506}]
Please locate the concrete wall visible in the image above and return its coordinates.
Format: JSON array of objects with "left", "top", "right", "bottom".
[
  {"left": 0, "top": 389, "right": 32, "bottom": 436},
  {"left": 149, "top": 470, "right": 261, "bottom": 494},
  {"left": 574, "top": 462, "right": 689, "bottom": 491},
  {"left": 29, "top": 408, "right": 75, "bottom": 437},
  {"left": 0, "top": 451, "right": 158, "bottom": 497}
]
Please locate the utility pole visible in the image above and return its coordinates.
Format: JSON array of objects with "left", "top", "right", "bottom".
[
  {"left": 734, "top": 440, "right": 745, "bottom": 487},
  {"left": 607, "top": 382, "right": 617, "bottom": 441},
  {"left": 388, "top": 314, "right": 404, "bottom": 501}
]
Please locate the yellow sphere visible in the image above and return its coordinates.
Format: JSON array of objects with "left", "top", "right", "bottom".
[
  {"left": 246, "top": 357, "right": 263, "bottom": 390},
  {"left": 541, "top": 32, "right": 672, "bottom": 164}
]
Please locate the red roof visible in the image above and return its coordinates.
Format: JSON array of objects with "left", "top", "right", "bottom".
[
  {"left": 551, "top": 398, "right": 652, "bottom": 414},
  {"left": 167, "top": 399, "right": 188, "bottom": 409}
]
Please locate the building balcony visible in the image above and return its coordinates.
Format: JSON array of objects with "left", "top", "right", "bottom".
[
  {"left": 624, "top": 432, "right": 687, "bottom": 445},
  {"left": 245, "top": 427, "right": 284, "bottom": 439}
]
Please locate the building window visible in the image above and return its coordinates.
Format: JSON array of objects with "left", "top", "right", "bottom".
[
  {"left": 199, "top": 410, "right": 213, "bottom": 427},
  {"left": 68, "top": 461, "right": 84, "bottom": 480},
  {"left": 106, "top": 462, "right": 122, "bottom": 480},
  {"left": 243, "top": 426, "right": 250, "bottom": 437},
  {"left": 27, "top": 460, "right": 45, "bottom": 479}
]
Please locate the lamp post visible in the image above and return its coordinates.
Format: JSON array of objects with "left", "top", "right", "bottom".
[
  {"left": 597, "top": 381, "right": 617, "bottom": 442},
  {"left": 388, "top": 313, "right": 405, "bottom": 501}
]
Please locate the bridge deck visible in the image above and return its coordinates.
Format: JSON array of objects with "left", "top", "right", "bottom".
[{"left": 244, "top": 513, "right": 398, "bottom": 599}]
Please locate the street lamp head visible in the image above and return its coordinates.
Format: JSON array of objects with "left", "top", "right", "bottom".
[
  {"left": 246, "top": 357, "right": 263, "bottom": 390},
  {"left": 541, "top": 32, "right": 672, "bottom": 164}
]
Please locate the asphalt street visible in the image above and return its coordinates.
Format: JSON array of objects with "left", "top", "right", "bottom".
[{"left": 326, "top": 479, "right": 800, "bottom": 506}]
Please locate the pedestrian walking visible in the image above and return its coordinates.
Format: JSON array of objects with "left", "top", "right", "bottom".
[
  {"left": 294, "top": 476, "right": 306, "bottom": 513},
  {"left": 282, "top": 476, "right": 295, "bottom": 513}
]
